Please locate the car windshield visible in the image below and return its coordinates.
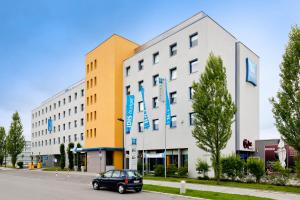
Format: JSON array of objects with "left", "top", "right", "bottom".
[{"left": 126, "top": 171, "right": 141, "bottom": 177}]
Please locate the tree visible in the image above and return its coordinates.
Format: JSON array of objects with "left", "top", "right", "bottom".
[
  {"left": 67, "top": 143, "right": 74, "bottom": 170},
  {"left": 0, "top": 127, "right": 6, "bottom": 166},
  {"left": 246, "top": 157, "right": 264, "bottom": 183},
  {"left": 192, "top": 53, "right": 236, "bottom": 183},
  {"left": 60, "top": 144, "right": 66, "bottom": 170},
  {"left": 6, "top": 112, "right": 25, "bottom": 168},
  {"left": 270, "top": 25, "right": 300, "bottom": 152},
  {"left": 75, "top": 143, "right": 82, "bottom": 171}
]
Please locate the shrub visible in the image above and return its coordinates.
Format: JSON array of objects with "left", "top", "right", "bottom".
[
  {"left": 178, "top": 166, "right": 188, "bottom": 177},
  {"left": 17, "top": 161, "right": 23, "bottom": 169},
  {"left": 221, "top": 154, "right": 244, "bottom": 180},
  {"left": 137, "top": 161, "right": 143, "bottom": 174},
  {"left": 154, "top": 164, "right": 164, "bottom": 176},
  {"left": 246, "top": 157, "right": 264, "bottom": 183},
  {"left": 67, "top": 143, "right": 74, "bottom": 170},
  {"left": 196, "top": 159, "right": 209, "bottom": 178},
  {"left": 167, "top": 164, "right": 178, "bottom": 177},
  {"left": 295, "top": 153, "right": 300, "bottom": 178},
  {"left": 60, "top": 144, "right": 66, "bottom": 170}
]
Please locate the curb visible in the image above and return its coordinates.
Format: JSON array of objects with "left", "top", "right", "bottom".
[{"left": 143, "top": 190, "right": 206, "bottom": 200}]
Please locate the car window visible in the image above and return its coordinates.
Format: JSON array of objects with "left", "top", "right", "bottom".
[
  {"left": 126, "top": 171, "right": 141, "bottom": 177},
  {"left": 112, "top": 170, "right": 121, "bottom": 178},
  {"left": 103, "top": 171, "right": 113, "bottom": 178}
]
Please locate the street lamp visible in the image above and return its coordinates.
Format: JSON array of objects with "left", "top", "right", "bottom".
[{"left": 117, "top": 118, "right": 125, "bottom": 169}]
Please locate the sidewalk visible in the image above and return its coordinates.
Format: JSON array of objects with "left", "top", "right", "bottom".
[{"left": 144, "top": 180, "right": 300, "bottom": 200}]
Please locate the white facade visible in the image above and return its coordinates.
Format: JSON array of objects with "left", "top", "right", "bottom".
[
  {"left": 123, "top": 12, "right": 259, "bottom": 178},
  {"left": 31, "top": 80, "right": 85, "bottom": 165}
]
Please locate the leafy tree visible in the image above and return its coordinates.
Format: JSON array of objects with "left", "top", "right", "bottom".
[
  {"left": 192, "top": 53, "right": 236, "bottom": 183},
  {"left": 67, "top": 143, "right": 74, "bottom": 170},
  {"left": 6, "top": 112, "right": 25, "bottom": 167},
  {"left": 0, "top": 127, "right": 6, "bottom": 166},
  {"left": 75, "top": 143, "right": 82, "bottom": 171},
  {"left": 60, "top": 144, "right": 66, "bottom": 170},
  {"left": 247, "top": 157, "right": 264, "bottom": 183},
  {"left": 221, "top": 154, "right": 244, "bottom": 180},
  {"left": 270, "top": 25, "right": 300, "bottom": 152},
  {"left": 196, "top": 159, "right": 209, "bottom": 178}
]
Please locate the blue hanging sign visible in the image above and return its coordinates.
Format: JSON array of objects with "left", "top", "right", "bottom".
[
  {"left": 140, "top": 87, "right": 150, "bottom": 129},
  {"left": 125, "top": 95, "right": 135, "bottom": 134},
  {"left": 165, "top": 80, "right": 171, "bottom": 126},
  {"left": 246, "top": 58, "right": 257, "bottom": 86},
  {"left": 48, "top": 118, "right": 53, "bottom": 133}
]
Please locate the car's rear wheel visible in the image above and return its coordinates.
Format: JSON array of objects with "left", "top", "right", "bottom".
[
  {"left": 93, "top": 182, "right": 100, "bottom": 190},
  {"left": 135, "top": 188, "right": 142, "bottom": 192},
  {"left": 118, "top": 184, "right": 126, "bottom": 194}
]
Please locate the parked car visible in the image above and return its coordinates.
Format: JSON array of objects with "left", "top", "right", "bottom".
[{"left": 92, "top": 170, "right": 143, "bottom": 194}]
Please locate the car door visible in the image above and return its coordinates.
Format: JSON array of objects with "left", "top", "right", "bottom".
[
  {"left": 111, "top": 170, "right": 121, "bottom": 189},
  {"left": 101, "top": 170, "right": 113, "bottom": 188}
]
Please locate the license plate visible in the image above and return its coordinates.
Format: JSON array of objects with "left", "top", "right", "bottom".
[{"left": 134, "top": 180, "right": 140, "bottom": 183}]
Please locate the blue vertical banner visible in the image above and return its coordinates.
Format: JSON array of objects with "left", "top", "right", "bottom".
[
  {"left": 165, "top": 80, "right": 171, "bottom": 126},
  {"left": 140, "top": 87, "right": 150, "bottom": 129},
  {"left": 48, "top": 118, "right": 53, "bottom": 133},
  {"left": 125, "top": 95, "right": 135, "bottom": 134}
]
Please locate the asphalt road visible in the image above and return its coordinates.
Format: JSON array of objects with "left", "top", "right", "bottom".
[{"left": 0, "top": 169, "right": 193, "bottom": 200}]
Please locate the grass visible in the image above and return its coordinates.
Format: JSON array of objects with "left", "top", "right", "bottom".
[
  {"left": 144, "top": 175, "right": 300, "bottom": 194},
  {"left": 42, "top": 166, "right": 71, "bottom": 171},
  {"left": 143, "top": 184, "right": 273, "bottom": 200}
]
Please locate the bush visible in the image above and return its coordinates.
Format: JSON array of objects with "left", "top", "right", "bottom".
[
  {"left": 196, "top": 159, "right": 209, "bottom": 178},
  {"left": 246, "top": 157, "right": 264, "bottom": 183},
  {"left": 167, "top": 164, "right": 178, "bottom": 177},
  {"left": 295, "top": 153, "right": 300, "bottom": 178},
  {"left": 177, "top": 166, "right": 188, "bottom": 177},
  {"left": 154, "top": 165, "right": 164, "bottom": 176},
  {"left": 137, "top": 161, "right": 143, "bottom": 174},
  {"left": 67, "top": 143, "right": 74, "bottom": 170},
  {"left": 221, "top": 154, "right": 244, "bottom": 180},
  {"left": 60, "top": 144, "right": 66, "bottom": 170},
  {"left": 17, "top": 161, "right": 23, "bottom": 169}
]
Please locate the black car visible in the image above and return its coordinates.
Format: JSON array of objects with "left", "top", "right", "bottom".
[{"left": 92, "top": 170, "right": 143, "bottom": 194}]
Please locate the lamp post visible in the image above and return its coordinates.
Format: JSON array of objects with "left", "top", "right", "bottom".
[{"left": 117, "top": 118, "right": 125, "bottom": 169}]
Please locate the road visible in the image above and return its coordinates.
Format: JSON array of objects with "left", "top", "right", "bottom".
[{"left": 0, "top": 168, "right": 194, "bottom": 200}]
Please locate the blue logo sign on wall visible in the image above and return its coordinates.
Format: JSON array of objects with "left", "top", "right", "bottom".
[
  {"left": 48, "top": 118, "right": 53, "bottom": 133},
  {"left": 246, "top": 58, "right": 257, "bottom": 86},
  {"left": 131, "top": 137, "right": 137, "bottom": 145}
]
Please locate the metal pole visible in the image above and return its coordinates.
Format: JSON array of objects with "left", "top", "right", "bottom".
[
  {"left": 164, "top": 123, "right": 167, "bottom": 178},
  {"left": 122, "top": 121, "right": 126, "bottom": 170},
  {"left": 142, "top": 130, "right": 145, "bottom": 176}
]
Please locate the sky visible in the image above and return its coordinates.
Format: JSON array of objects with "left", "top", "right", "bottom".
[{"left": 0, "top": 0, "right": 299, "bottom": 141}]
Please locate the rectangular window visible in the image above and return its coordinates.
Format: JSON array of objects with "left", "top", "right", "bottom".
[
  {"left": 63, "top": 136, "right": 65, "bottom": 143},
  {"left": 81, "top": 89, "right": 84, "bottom": 97},
  {"left": 153, "top": 74, "right": 159, "bottom": 86},
  {"left": 74, "top": 106, "right": 77, "bottom": 114},
  {"left": 63, "top": 124, "right": 65, "bottom": 130},
  {"left": 74, "top": 134, "right": 77, "bottom": 142},
  {"left": 87, "top": 64, "right": 89, "bottom": 73},
  {"left": 81, "top": 133, "right": 84, "bottom": 141},
  {"left": 152, "top": 97, "right": 158, "bottom": 108},
  {"left": 126, "top": 66, "right": 131, "bottom": 77},
  {"left": 81, "top": 118, "right": 84, "bottom": 126},
  {"left": 94, "top": 94, "right": 97, "bottom": 103},
  {"left": 63, "top": 111, "right": 66, "bottom": 118},
  {"left": 171, "top": 115, "right": 177, "bottom": 128},
  {"left": 170, "top": 67, "right": 177, "bottom": 80},
  {"left": 153, "top": 52, "right": 159, "bottom": 64},
  {"left": 58, "top": 137, "right": 60, "bottom": 144},
  {"left": 153, "top": 119, "right": 159, "bottom": 131},
  {"left": 170, "top": 91, "right": 177, "bottom": 104},
  {"left": 74, "top": 120, "right": 77, "bottom": 128},
  {"left": 58, "top": 101, "right": 61, "bottom": 107},
  {"left": 75, "top": 92, "right": 77, "bottom": 100},
  {"left": 126, "top": 85, "right": 131, "bottom": 95},
  {"left": 189, "top": 59, "right": 199, "bottom": 73},
  {"left": 94, "top": 128, "right": 96, "bottom": 137},
  {"left": 138, "top": 59, "right": 144, "bottom": 71},
  {"left": 189, "top": 32, "right": 198, "bottom": 48},
  {"left": 138, "top": 122, "right": 144, "bottom": 132},
  {"left": 68, "top": 135, "right": 71, "bottom": 142},
  {"left": 68, "top": 122, "right": 71, "bottom": 129},
  {"left": 189, "top": 112, "right": 195, "bottom": 126},
  {"left": 63, "top": 98, "right": 66, "bottom": 105},
  {"left": 94, "top": 111, "right": 96, "bottom": 120},
  {"left": 54, "top": 103, "right": 56, "bottom": 109},
  {"left": 94, "top": 77, "right": 97, "bottom": 86},
  {"left": 87, "top": 97, "right": 89, "bottom": 106},
  {"left": 69, "top": 95, "right": 71, "bottom": 102},
  {"left": 81, "top": 104, "right": 84, "bottom": 111},
  {"left": 189, "top": 87, "right": 194, "bottom": 99},
  {"left": 138, "top": 80, "right": 144, "bottom": 91},
  {"left": 170, "top": 43, "right": 177, "bottom": 56},
  {"left": 87, "top": 113, "right": 89, "bottom": 122},
  {"left": 68, "top": 109, "right": 71, "bottom": 116},
  {"left": 138, "top": 101, "right": 144, "bottom": 112}
]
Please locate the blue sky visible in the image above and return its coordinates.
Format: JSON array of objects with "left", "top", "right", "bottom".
[{"left": 0, "top": 0, "right": 299, "bottom": 140}]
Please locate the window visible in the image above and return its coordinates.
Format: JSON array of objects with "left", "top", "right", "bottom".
[
  {"left": 170, "top": 43, "right": 177, "bottom": 56},
  {"left": 90, "top": 112, "right": 93, "bottom": 121},
  {"left": 69, "top": 95, "right": 71, "bottom": 102},
  {"left": 53, "top": 138, "right": 56, "bottom": 145},
  {"left": 87, "top": 64, "right": 89, "bottom": 73},
  {"left": 94, "top": 111, "right": 96, "bottom": 120},
  {"left": 68, "top": 108, "right": 71, "bottom": 116},
  {"left": 63, "top": 111, "right": 66, "bottom": 118},
  {"left": 81, "top": 118, "right": 84, "bottom": 126},
  {"left": 90, "top": 129, "right": 92, "bottom": 138},
  {"left": 58, "top": 101, "right": 61, "bottom": 107},
  {"left": 153, "top": 119, "right": 159, "bottom": 131},
  {"left": 94, "top": 94, "right": 97, "bottom": 103},
  {"left": 90, "top": 95, "right": 93, "bottom": 104},
  {"left": 171, "top": 115, "right": 177, "bottom": 128},
  {"left": 94, "top": 128, "right": 96, "bottom": 137},
  {"left": 94, "top": 77, "right": 97, "bottom": 86},
  {"left": 126, "top": 66, "right": 131, "bottom": 77},
  {"left": 81, "top": 133, "right": 84, "bottom": 141},
  {"left": 58, "top": 125, "right": 60, "bottom": 132},
  {"left": 153, "top": 52, "right": 159, "bottom": 64},
  {"left": 170, "top": 91, "right": 177, "bottom": 104},
  {"left": 45, "top": 140, "right": 47, "bottom": 146},
  {"left": 74, "top": 120, "right": 77, "bottom": 128},
  {"left": 126, "top": 85, "right": 130, "bottom": 95},
  {"left": 68, "top": 122, "right": 71, "bottom": 129},
  {"left": 91, "top": 62, "right": 93, "bottom": 71},
  {"left": 103, "top": 170, "right": 112, "bottom": 178},
  {"left": 189, "top": 32, "right": 198, "bottom": 47},
  {"left": 152, "top": 97, "right": 158, "bottom": 108},
  {"left": 63, "top": 136, "right": 65, "bottom": 143},
  {"left": 138, "top": 101, "right": 144, "bottom": 112},
  {"left": 189, "top": 87, "right": 194, "bottom": 99},
  {"left": 54, "top": 103, "right": 56, "bottom": 109},
  {"left": 87, "top": 113, "right": 89, "bottom": 122},
  {"left": 87, "top": 97, "right": 89, "bottom": 106},
  {"left": 170, "top": 67, "right": 177, "bottom": 80},
  {"left": 189, "top": 112, "right": 195, "bottom": 126},
  {"left": 112, "top": 170, "right": 121, "bottom": 178},
  {"left": 81, "top": 104, "right": 84, "bottom": 111},
  {"left": 74, "top": 106, "right": 77, "bottom": 114},
  {"left": 138, "top": 59, "right": 144, "bottom": 71},
  {"left": 153, "top": 74, "right": 159, "bottom": 86},
  {"left": 63, "top": 98, "right": 66, "bottom": 105},
  {"left": 86, "top": 130, "right": 89, "bottom": 138},
  {"left": 63, "top": 124, "right": 65, "bottom": 130},
  {"left": 90, "top": 78, "right": 93, "bottom": 88},
  {"left": 68, "top": 135, "right": 71, "bottom": 142},
  {"left": 74, "top": 134, "right": 77, "bottom": 142},
  {"left": 189, "top": 59, "right": 199, "bottom": 73},
  {"left": 94, "top": 59, "right": 97, "bottom": 69},
  {"left": 58, "top": 137, "right": 61, "bottom": 144},
  {"left": 75, "top": 92, "right": 77, "bottom": 100},
  {"left": 138, "top": 122, "right": 144, "bottom": 132},
  {"left": 81, "top": 89, "right": 84, "bottom": 97},
  {"left": 138, "top": 80, "right": 144, "bottom": 90}
]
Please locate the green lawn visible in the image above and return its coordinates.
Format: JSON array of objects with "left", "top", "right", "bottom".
[
  {"left": 42, "top": 166, "right": 70, "bottom": 171},
  {"left": 143, "top": 184, "right": 273, "bottom": 200},
  {"left": 144, "top": 175, "right": 300, "bottom": 194}
]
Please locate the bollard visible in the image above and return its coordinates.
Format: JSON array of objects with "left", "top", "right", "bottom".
[{"left": 180, "top": 180, "right": 186, "bottom": 194}]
